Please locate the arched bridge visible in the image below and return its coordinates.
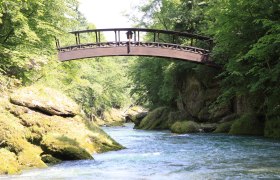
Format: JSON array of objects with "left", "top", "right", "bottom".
[{"left": 56, "top": 28, "right": 214, "bottom": 65}]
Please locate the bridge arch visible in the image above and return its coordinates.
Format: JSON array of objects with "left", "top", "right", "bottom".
[{"left": 55, "top": 28, "right": 214, "bottom": 65}]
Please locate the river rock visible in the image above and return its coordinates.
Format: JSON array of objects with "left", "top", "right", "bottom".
[
  {"left": 125, "top": 106, "right": 148, "bottom": 123},
  {"left": 214, "top": 121, "right": 234, "bottom": 133},
  {"left": 135, "top": 107, "right": 170, "bottom": 130},
  {"left": 10, "top": 86, "right": 79, "bottom": 117},
  {"left": 40, "top": 133, "right": 93, "bottom": 160},
  {"left": 170, "top": 121, "right": 200, "bottom": 134},
  {"left": 200, "top": 123, "right": 218, "bottom": 132}
]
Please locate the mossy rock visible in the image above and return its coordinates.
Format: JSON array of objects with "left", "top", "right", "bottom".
[
  {"left": 10, "top": 86, "right": 79, "bottom": 117},
  {"left": 136, "top": 107, "right": 170, "bottom": 130},
  {"left": 102, "top": 108, "right": 125, "bottom": 126},
  {"left": 40, "top": 134, "right": 93, "bottom": 160},
  {"left": 17, "top": 146, "right": 46, "bottom": 169},
  {"left": 0, "top": 87, "right": 124, "bottom": 175},
  {"left": 170, "top": 121, "right": 200, "bottom": 134},
  {"left": 200, "top": 123, "right": 218, "bottom": 132},
  {"left": 214, "top": 121, "right": 234, "bottom": 133},
  {"left": 41, "top": 154, "right": 62, "bottom": 164},
  {"left": 229, "top": 114, "right": 264, "bottom": 136},
  {"left": 0, "top": 149, "right": 21, "bottom": 175},
  {"left": 264, "top": 119, "right": 280, "bottom": 139},
  {"left": 167, "top": 111, "right": 189, "bottom": 128}
]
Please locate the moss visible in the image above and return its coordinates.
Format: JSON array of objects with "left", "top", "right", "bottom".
[
  {"left": 83, "top": 119, "right": 124, "bottom": 152},
  {"left": 0, "top": 87, "right": 125, "bottom": 175},
  {"left": 10, "top": 85, "right": 79, "bottom": 116},
  {"left": 264, "top": 119, "right": 280, "bottom": 139},
  {"left": 229, "top": 114, "right": 264, "bottom": 136},
  {"left": 214, "top": 121, "right": 234, "bottom": 133},
  {"left": 136, "top": 107, "right": 170, "bottom": 130},
  {"left": 170, "top": 121, "right": 200, "bottom": 134},
  {"left": 40, "top": 134, "right": 93, "bottom": 160},
  {"left": 167, "top": 111, "right": 189, "bottom": 128},
  {"left": 0, "top": 149, "right": 21, "bottom": 175},
  {"left": 17, "top": 146, "right": 46, "bottom": 169},
  {"left": 41, "top": 154, "right": 62, "bottom": 164}
]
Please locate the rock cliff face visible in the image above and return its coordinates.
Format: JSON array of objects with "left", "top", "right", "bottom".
[
  {"left": 0, "top": 86, "right": 123, "bottom": 175},
  {"left": 135, "top": 70, "right": 279, "bottom": 139}
]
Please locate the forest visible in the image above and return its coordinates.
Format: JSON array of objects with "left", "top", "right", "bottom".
[
  {"left": 0, "top": 0, "right": 279, "bottom": 130},
  {"left": 0, "top": 0, "right": 279, "bottom": 176}
]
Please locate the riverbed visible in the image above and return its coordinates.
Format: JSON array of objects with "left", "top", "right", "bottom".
[{"left": 2, "top": 123, "right": 280, "bottom": 179}]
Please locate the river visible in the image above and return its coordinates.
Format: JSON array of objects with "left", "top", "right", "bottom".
[{"left": 2, "top": 123, "right": 280, "bottom": 179}]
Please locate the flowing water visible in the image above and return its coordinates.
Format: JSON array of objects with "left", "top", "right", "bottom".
[{"left": 2, "top": 123, "right": 280, "bottom": 180}]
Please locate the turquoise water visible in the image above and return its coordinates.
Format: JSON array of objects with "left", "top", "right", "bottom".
[{"left": 2, "top": 123, "right": 280, "bottom": 180}]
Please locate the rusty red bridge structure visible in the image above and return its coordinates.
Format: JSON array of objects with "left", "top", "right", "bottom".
[{"left": 56, "top": 28, "right": 214, "bottom": 65}]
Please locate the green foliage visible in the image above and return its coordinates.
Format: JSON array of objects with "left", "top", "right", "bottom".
[
  {"left": 0, "top": 0, "right": 79, "bottom": 83},
  {"left": 36, "top": 57, "right": 131, "bottom": 117},
  {"left": 128, "top": 0, "right": 214, "bottom": 108},
  {"left": 130, "top": 0, "right": 280, "bottom": 120},
  {"left": 207, "top": 0, "right": 280, "bottom": 117}
]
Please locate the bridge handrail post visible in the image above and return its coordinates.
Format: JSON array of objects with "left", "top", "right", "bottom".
[{"left": 54, "top": 37, "right": 60, "bottom": 49}]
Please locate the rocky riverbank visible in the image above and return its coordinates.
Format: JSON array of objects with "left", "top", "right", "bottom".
[
  {"left": 134, "top": 71, "right": 280, "bottom": 139},
  {"left": 0, "top": 86, "right": 123, "bottom": 175},
  {"left": 134, "top": 106, "right": 280, "bottom": 139}
]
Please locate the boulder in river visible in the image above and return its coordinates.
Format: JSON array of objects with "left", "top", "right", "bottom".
[
  {"left": 170, "top": 121, "right": 200, "bottom": 134},
  {"left": 135, "top": 107, "right": 170, "bottom": 130}
]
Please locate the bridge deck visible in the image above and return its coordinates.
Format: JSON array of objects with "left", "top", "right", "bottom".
[
  {"left": 56, "top": 28, "right": 215, "bottom": 65},
  {"left": 58, "top": 41, "right": 209, "bottom": 63}
]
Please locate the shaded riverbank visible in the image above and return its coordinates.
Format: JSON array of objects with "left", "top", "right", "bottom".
[{"left": 3, "top": 123, "right": 280, "bottom": 179}]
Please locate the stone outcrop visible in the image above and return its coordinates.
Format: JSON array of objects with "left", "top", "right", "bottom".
[
  {"left": 176, "top": 73, "right": 232, "bottom": 122},
  {"left": 100, "top": 108, "right": 126, "bottom": 126},
  {"left": 135, "top": 107, "right": 171, "bottom": 130},
  {"left": 125, "top": 106, "right": 148, "bottom": 123},
  {"left": 0, "top": 86, "right": 123, "bottom": 175},
  {"left": 94, "top": 106, "right": 148, "bottom": 127},
  {"left": 10, "top": 86, "right": 79, "bottom": 117}
]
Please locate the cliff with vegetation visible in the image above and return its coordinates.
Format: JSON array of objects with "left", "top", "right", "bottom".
[
  {"left": 130, "top": 0, "right": 280, "bottom": 139},
  {"left": 0, "top": 86, "right": 123, "bottom": 175}
]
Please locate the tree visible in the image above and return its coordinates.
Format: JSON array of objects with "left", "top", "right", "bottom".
[
  {"left": 207, "top": 0, "right": 280, "bottom": 117},
  {"left": 0, "top": 0, "right": 79, "bottom": 83}
]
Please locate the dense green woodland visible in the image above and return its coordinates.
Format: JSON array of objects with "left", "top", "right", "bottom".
[
  {"left": 0, "top": 0, "right": 279, "bottom": 133},
  {"left": 0, "top": 0, "right": 132, "bottom": 118}
]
